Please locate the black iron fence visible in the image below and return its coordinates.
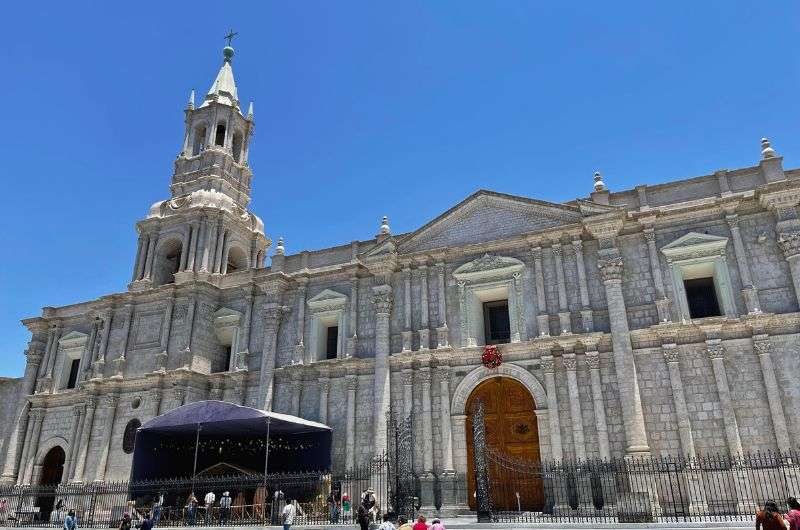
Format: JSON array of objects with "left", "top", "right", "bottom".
[
  {"left": 0, "top": 456, "right": 393, "bottom": 528},
  {"left": 471, "top": 401, "right": 800, "bottom": 524}
]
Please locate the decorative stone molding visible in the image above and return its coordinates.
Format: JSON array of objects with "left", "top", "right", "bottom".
[
  {"left": 584, "top": 351, "right": 600, "bottom": 370},
  {"left": 662, "top": 343, "right": 679, "bottom": 364},
  {"left": 561, "top": 353, "right": 577, "bottom": 371},
  {"left": 346, "top": 374, "right": 358, "bottom": 391},
  {"left": 452, "top": 253, "right": 525, "bottom": 283},
  {"left": 778, "top": 232, "right": 800, "bottom": 259},
  {"left": 450, "top": 362, "right": 548, "bottom": 416},
  {"left": 372, "top": 286, "right": 393, "bottom": 315},
  {"left": 540, "top": 355, "right": 555, "bottom": 373},
  {"left": 597, "top": 256, "right": 624, "bottom": 283},
  {"left": 706, "top": 340, "right": 726, "bottom": 360}
]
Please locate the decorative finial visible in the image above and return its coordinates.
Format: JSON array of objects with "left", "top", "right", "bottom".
[
  {"left": 379, "top": 216, "right": 391, "bottom": 236},
  {"left": 275, "top": 237, "right": 285, "bottom": 256},
  {"left": 247, "top": 101, "right": 254, "bottom": 119},
  {"left": 593, "top": 171, "right": 606, "bottom": 192},
  {"left": 187, "top": 89, "right": 195, "bottom": 110},
  {"left": 223, "top": 29, "right": 237, "bottom": 63},
  {"left": 761, "top": 137, "right": 777, "bottom": 159}
]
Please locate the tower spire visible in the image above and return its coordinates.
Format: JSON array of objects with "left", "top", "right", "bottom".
[{"left": 202, "top": 39, "right": 240, "bottom": 110}]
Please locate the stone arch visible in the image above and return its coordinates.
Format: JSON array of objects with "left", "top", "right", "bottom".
[
  {"left": 451, "top": 362, "right": 547, "bottom": 415},
  {"left": 34, "top": 436, "right": 69, "bottom": 466},
  {"left": 152, "top": 236, "right": 183, "bottom": 286}
]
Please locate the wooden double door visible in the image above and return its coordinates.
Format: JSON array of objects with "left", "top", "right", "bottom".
[{"left": 465, "top": 376, "right": 544, "bottom": 511}]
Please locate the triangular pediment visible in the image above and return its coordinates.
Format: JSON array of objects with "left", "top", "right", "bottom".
[
  {"left": 397, "top": 190, "right": 581, "bottom": 253},
  {"left": 308, "top": 289, "right": 348, "bottom": 312},
  {"left": 661, "top": 232, "right": 728, "bottom": 260},
  {"left": 58, "top": 331, "right": 88, "bottom": 349},
  {"left": 453, "top": 254, "right": 525, "bottom": 282}
]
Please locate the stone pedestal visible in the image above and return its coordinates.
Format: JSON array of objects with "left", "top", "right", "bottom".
[
  {"left": 418, "top": 328, "right": 430, "bottom": 350},
  {"left": 437, "top": 471, "right": 468, "bottom": 515},
  {"left": 558, "top": 312, "right": 571, "bottom": 334},
  {"left": 401, "top": 331, "right": 413, "bottom": 352},
  {"left": 536, "top": 314, "right": 550, "bottom": 336},
  {"left": 418, "top": 473, "right": 437, "bottom": 513},
  {"left": 436, "top": 325, "right": 449, "bottom": 348}
]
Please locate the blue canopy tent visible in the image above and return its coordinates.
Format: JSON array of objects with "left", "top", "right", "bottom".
[{"left": 131, "top": 401, "right": 332, "bottom": 481}]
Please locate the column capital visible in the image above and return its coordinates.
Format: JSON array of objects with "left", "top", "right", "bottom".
[
  {"left": 72, "top": 404, "right": 85, "bottom": 417},
  {"left": 103, "top": 395, "right": 119, "bottom": 408},
  {"left": 262, "top": 304, "right": 289, "bottom": 330},
  {"left": 437, "top": 365, "right": 451, "bottom": 382},
  {"left": 149, "top": 388, "right": 163, "bottom": 403},
  {"left": 540, "top": 355, "right": 555, "bottom": 373},
  {"left": 584, "top": 351, "right": 600, "bottom": 370},
  {"left": 571, "top": 238, "right": 584, "bottom": 252},
  {"left": 401, "top": 369, "right": 414, "bottom": 386},
  {"left": 706, "top": 339, "right": 726, "bottom": 360},
  {"left": 725, "top": 213, "right": 740, "bottom": 228},
  {"left": 172, "top": 387, "right": 186, "bottom": 402},
  {"left": 372, "top": 285, "right": 393, "bottom": 315},
  {"left": 318, "top": 378, "right": 331, "bottom": 392},
  {"left": 562, "top": 352, "right": 577, "bottom": 371},
  {"left": 551, "top": 243, "right": 563, "bottom": 257},
  {"left": 346, "top": 374, "right": 358, "bottom": 391},
  {"left": 643, "top": 227, "right": 657, "bottom": 243},
  {"left": 29, "top": 408, "right": 45, "bottom": 422},
  {"left": 778, "top": 232, "right": 800, "bottom": 260},
  {"left": 85, "top": 396, "right": 98, "bottom": 410},
  {"left": 661, "top": 342, "right": 679, "bottom": 363},
  {"left": 752, "top": 334, "right": 772, "bottom": 355},
  {"left": 597, "top": 256, "right": 624, "bottom": 283},
  {"left": 531, "top": 246, "right": 543, "bottom": 260},
  {"left": 418, "top": 367, "right": 432, "bottom": 384}
]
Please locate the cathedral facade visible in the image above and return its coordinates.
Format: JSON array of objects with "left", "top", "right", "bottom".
[{"left": 2, "top": 45, "right": 800, "bottom": 513}]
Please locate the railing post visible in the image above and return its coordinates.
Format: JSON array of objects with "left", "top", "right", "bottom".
[{"left": 471, "top": 400, "right": 491, "bottom": 523}]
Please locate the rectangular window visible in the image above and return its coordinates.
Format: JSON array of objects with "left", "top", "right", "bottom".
[
  {"left": 65, "top": 359, "right": 80, "bottom": 389},
  {"left": 325, "top": 326, "right": 338, "bottom": 359},
  {"left": 684, "top": 277, "right": 721, "bottom": 319},
  {"left": 483, "top": 300, "right": 510, "bottom": 345}
]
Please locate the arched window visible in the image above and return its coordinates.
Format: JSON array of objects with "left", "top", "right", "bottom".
[
  {"left": 232, "top": 131, "right": 244, "bottom": 162},
  {"left": 226, "top": 246, "right": 249, "bottom": 274},
  {"left": 153, "top": 238, "right": 183, "bottom": 286},
  {"left": 122, "top": 419, "right": 141, "bottom": 454},
  {"left": 192, "top": 125, "right": 207, "bottom": 155},
  {"left": 215, "top": 123, "right": 226, "bottom": 147}
]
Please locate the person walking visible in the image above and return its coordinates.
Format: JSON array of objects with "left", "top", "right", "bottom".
[
  {"left": 281, "top": 497, "right": 296, "bottom": 530},
  {"left": 356, "top": 505, "right": 370, "bottom": 530},
  {"left": 327, "top": 490, "right": 339, "bottom": 523},
  {"left": 398, "top": 516, "right": 412, "bottom": 530},
  {"left": 786, "top": 497, "right": 800, "bottom": 530},
  {"left": 219, "top": 491, "right": 232, "bottom": 526},
  {"left": 430, "top": 518, "right": 446, "bottom": 530},
  {"left": 756, "top": 500, "right": 787, "bottom": 530},
  {"left": 63, "top": 509, "right": 77, "bottom": 530},
  {"left": 378, "top": 513, "right": 395, "bottom": 530}
]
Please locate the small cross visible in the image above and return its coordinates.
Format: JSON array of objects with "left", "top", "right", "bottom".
[{"left": 224, "top": 29, "right": 238, "bottom": 47}]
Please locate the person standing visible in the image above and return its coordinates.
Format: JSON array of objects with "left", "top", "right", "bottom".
[
  {"left": 281, "top": 497, "right": 296, "bottom": 530},
  {"left": 151, "top": 493, "right": 163, "bottom": 527},
  {"left": 756, "top": 500, "right": 787, "bottom": 530},
  {"left": 327, "top": 491, "right": 339, "bottom": 523},
  {"left": 135, "top": 512, "right": 154, "bottom": 530},
  {"left": 398, "top": 516, "right": 412, "bottom": 530},
  {"left": 119, "top": 513, "right": 132, "bottom": 530},
  {"left": 63, "top": 509, "right": 77, "bottom": 530},
  {"left": 430, "top": 518, "right": 446, "bottom": 530},
  {"left": 786, "top": 497, "right": 800, "bottom": 530},
  {"left": 356, "top": 506, "right": 369, "bottom": 530},
  {"left": 219, "top": 491, "right": 232, "bottom": 526},
  {"left": 204, "top": 490, "right": 216, "bottom": 524},
  {"left": 412, "top": 515, "right": 429, "bottom": 530},
  {"left": 185, "top": 492, "right": 198, "bottom": 526}
]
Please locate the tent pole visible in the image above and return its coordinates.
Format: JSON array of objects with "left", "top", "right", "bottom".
[
  {"left": 191, "top": 422, "right": 201, "bottom": 491},
  {"left": 263, "top": 416, "right": 271, "bottom": 527}
]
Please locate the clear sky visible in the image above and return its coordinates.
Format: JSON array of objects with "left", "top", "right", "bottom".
[{"left": 1, "top": 1, "right": 799, "bottom": 377}]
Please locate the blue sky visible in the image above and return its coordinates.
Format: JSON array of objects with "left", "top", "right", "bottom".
[{"left": 1, "top": 1, "right": 799, "bottom": 377}]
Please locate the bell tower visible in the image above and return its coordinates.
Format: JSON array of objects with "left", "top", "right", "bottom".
[{"left": 129, "top": 39, "right": 270, "bottom": 290}]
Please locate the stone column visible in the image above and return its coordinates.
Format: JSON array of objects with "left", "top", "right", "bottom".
[
  {"left": 419, "top": 367, "right": 436, "bottom": 511},
  {"left": 347, "top": 275, "right": 359, "bottom": 356},
  {"left": 401, "top": 267, "right": 413, "bottom": 352},
  {"left": 706, "top": 339, "right": 757, "bottom": 513},
  {"left": 214, "top": 226, "right": 226, "bottom": 273},
  {"left": 156, "top": 297, "right": 173, "bottom": 372},
  {"left": 402, "top": 369, "right": 413, "bottom": 418},
  {"left": 132, "top": 234, "right": 146, "bottom": 281},
  {"left": 372, "top": 285, "right": 393, "bottom": 455},
  {"left": 572, "top": 239, "right": 594, "bottom": 332},
  {"left": 187, "top": 221, "right": 200, "bottom": 271},
  {"left": 15, "top": 409, "right": 38, "bottom": 484},
  {"left": 562, "top": 354, "right": 586, "bottom": 460},
  {"left": 318, "top": 378, "right": 330, "bottom": 424},
  {"left": 71, "top": 396, "right": 97, "bottom": 483},
  {"left": 94, "top": 395, "right": 118, "bottom": 482},
  {"left": 531, "top": 247, "right": 550, "bottom": 336},
  {"left": 438, "top": 366, "right": 459, "bottom": 510},
  {"left": 200, "top": 218, "right": 213, "bottom": 272},
  {"left": 258, "top": 304, "right": 285, "bottom": 411},
  {"left": 662, "top": 341, "right": 708, "bottom": 515},
  {"left": 143, "top": 230, "right": 159, "bottom": 280},
  {"left": 643, "top": 227, "right": 671, "bottom": 322},
  {"left": 552, "top": 244, "right": 572, "bottom": 334},
  {"left": 43, "top": 323, "right": 63, "bottom": 389},
  {"left": 290, "top": 371, "right": 302, "bottom": 417},
  {"left": 752, "top": 335, "right": 791, "bottom": 453},
  {"left": 63, "top": 404, "right": 85, "bottom": 482},
  {"left": 294, "top": 280, "right": 308, "bottom": 364},
  {"left": 179, "top": 227, "right": 191, "bottom": 271},
  {"left": 150, "top": 388, "right": 164, "bottom": 417},
  {"left": 79, "top": 320, "right": 99, "bottom": 383},
  {"left": 1, "top": 344, "right": 43, "bottom": 483},
  {"left": 21, "top": 409, "right": 44, "bottom": 485},
  {"left": 435, "top": 262, "right": 450, "bottom": 347},
  {"left": 540, "top": 356, "right": 563, "bottom": 461},
  {"left": 239, "top": 291, "right": 254, "bottom": 362},
  {"left": 115, "top": 305, "right": 133, "bottom": 377},
  {"left": 726, "top": 213, "right": 759, "bottom": 312},
  {"left": 417, "top": 265, "right": 431, "bottom": 350},
  {"left": 346, "top": 375, "right": 357, "bottom": 471},
  {"left": 584, "top": 351, "right": 610, "bottom": 460},
  {"left": 779, "top": 232, "right": 800, "bottom": 308},
  {"left": 92, "top": 312, "right": 111, "bottom": 378},
  {"left": 597, "top": 255, "right": 650, "bottom": 454}
]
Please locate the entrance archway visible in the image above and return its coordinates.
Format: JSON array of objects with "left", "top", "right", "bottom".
[
  {"left": 36, "top": 446, "right": 65, "bottom": 522},
  {"left": 466, "top": 377, "right": 543, "bottom": 511}
]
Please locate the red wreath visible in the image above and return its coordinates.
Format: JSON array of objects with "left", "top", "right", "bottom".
[{"left": 482, "top": 345, "right": 502, "bottom": 369}]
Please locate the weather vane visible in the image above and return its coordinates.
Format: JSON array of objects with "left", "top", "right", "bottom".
[{"left": 224, "top": 29, "right": 238, "bottom": 47}]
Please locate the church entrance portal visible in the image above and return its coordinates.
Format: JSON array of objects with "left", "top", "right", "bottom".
[
  {"left": 36, "top": 446, "right": 65, "bottom": 522},
  {"left": 465, "top": 376, "right": 543, "bottom": 511}
]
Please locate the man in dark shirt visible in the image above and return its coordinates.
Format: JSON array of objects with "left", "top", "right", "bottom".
[{"left": 136, "top": 512, "right": 154, "bottom": 530}]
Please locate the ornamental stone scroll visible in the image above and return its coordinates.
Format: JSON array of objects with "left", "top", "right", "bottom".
[{"left": 452, "top": 254, "right": 527, "bottom": 347}]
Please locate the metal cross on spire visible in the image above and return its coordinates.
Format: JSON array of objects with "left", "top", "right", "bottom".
[{"left": 224, "top": 29, "right": 238, "bottom": 47}]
